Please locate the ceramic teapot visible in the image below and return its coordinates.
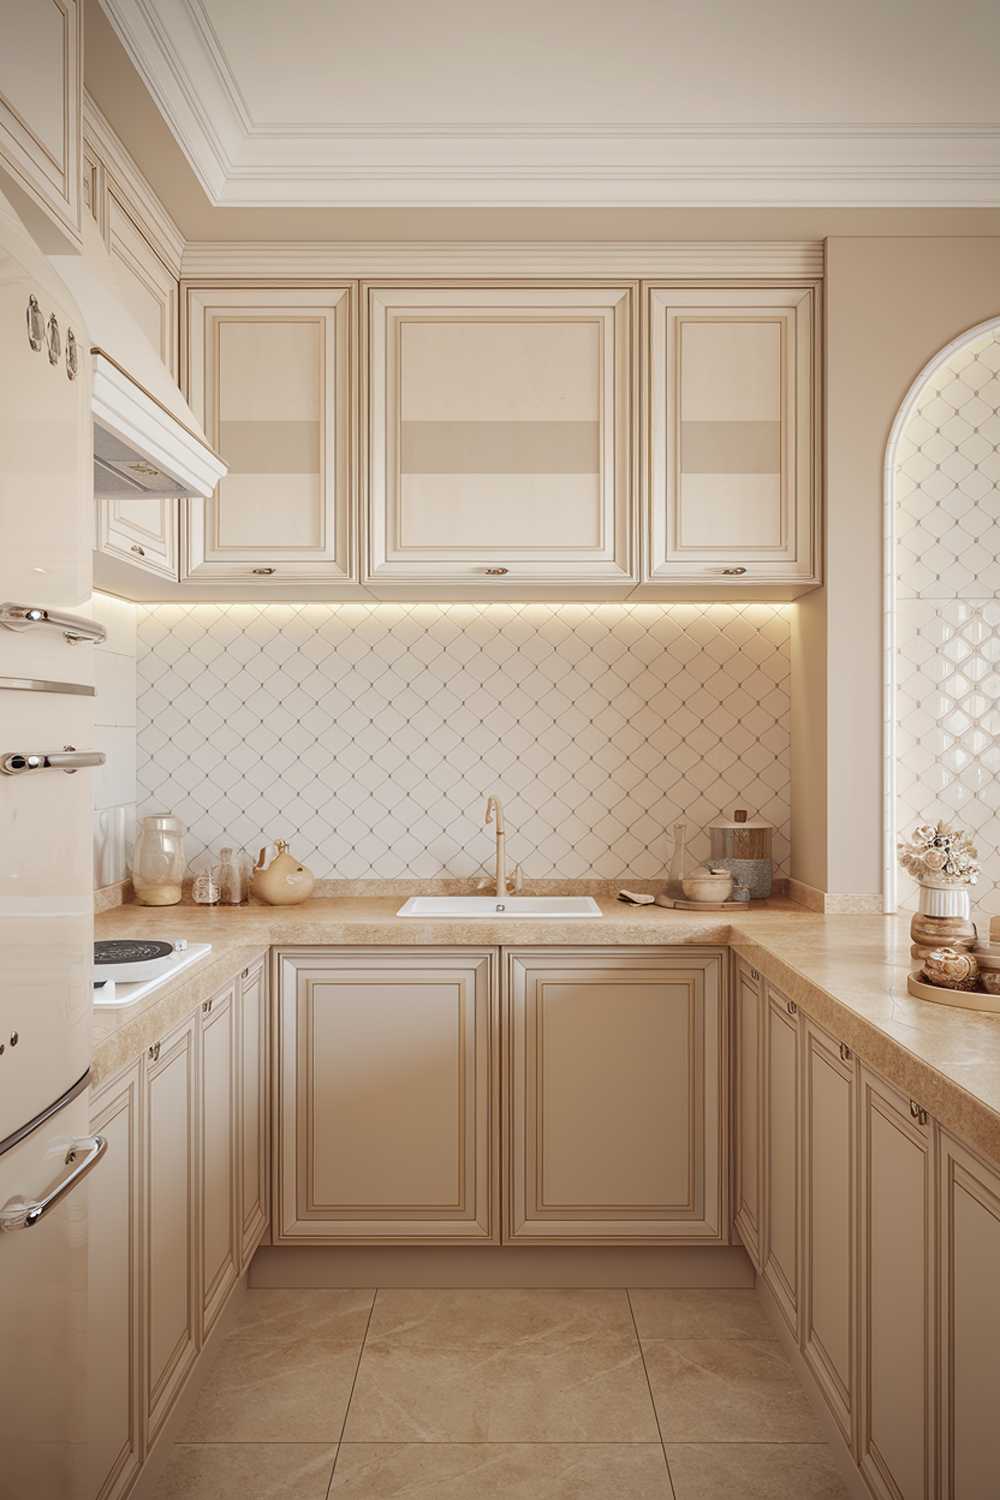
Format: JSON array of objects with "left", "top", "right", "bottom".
[{"left": 251, "top": 840, "right": 315, "bottom": 905}]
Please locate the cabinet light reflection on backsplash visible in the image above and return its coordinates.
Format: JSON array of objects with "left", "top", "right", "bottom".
[{"left": 134, "top": 601, "right": 791, "bottom": 883}]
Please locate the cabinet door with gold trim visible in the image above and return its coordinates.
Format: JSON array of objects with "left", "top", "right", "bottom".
[
  {"left": 239, "top": 958, "right": 270, "bottom": 1266},
  {"left": 733, "top": 958, "right": 763, "bottom": 1270},
  {"left": 199, "top": 980, "right": 239, "bottom": 1339},
  {"left": 762, "top": 981, "right": 801, "bottom": 1335},
  {"left": 365, "top": 284, "right": 635, "bottom": 590},
  {"left": 505, "top": 947, "right": 725, "bottom": 1243},
  {"left": 183, "top": 286, "right": 355, "bottom": 586},
  {"left": 276, "top": 948, "right": 498, "bottom": 1243},
  {"left": 644, "top": 286, "right": 819, "bottom": 587},
  {"left": 0, "top": 0, "right": 82, "bottom": 251}
]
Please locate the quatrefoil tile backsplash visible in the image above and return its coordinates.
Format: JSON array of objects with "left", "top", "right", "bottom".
[{"left": 135, "top": 602, "right": 791, "bottom": 883}]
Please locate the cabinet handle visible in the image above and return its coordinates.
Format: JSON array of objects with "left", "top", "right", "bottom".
[
  {"left": 484, "top": 567, "right": 509, "bottom": 576},
  {"left": 786, "top": 998, "right": 798, "bottom": 1016},
  {"left": 839, "top": 1041, "right": 852, "bottom": 1062},
  {"left": 750, "top": 967, "right": 760, "bottom": 981},
  {"left": 66, "top": 327, "right": 79, "bottom": 380},
  {"left": 909, "top": 1099, "right": 929, "bottom": 1126},
  {"left": 26, "top": 295, "right": 45, "bottom": 351},
  {"left": 46, "top": 313, "right": 61, "bottom": 366},
  {"left": 252, "top": 567, "right": 275, "bottom": 575},
  {"left": 130, "top": 544, "right": 146, "bottom": 558},
  {"left": 202, "top": 997, "right": 214, "bottom": 1015},
  {"left": 148, "top": 1041, "right": 161, "bottom": 1062},
  {"left": 722, "top": 566, "right": 747, "bottom": 576},
  {"left": 242, "top": 967, "right": 249, "bottom": 979}
]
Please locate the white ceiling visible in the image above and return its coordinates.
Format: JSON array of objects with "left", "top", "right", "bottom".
[{"left": 99, "top": 0, "right": 1000, "bottom": 207}]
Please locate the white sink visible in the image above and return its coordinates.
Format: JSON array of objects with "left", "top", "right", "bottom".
[{"left": 397, "top": 895, "right": 602, "bottom": 919}]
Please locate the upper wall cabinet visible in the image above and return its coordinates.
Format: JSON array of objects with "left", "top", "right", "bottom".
[
  {"left": 364, "top": 284, "right": 636, "bottom": 592},
  {"left": 105, "top": 187, "right": 179, "bottom": 377},
  {"left": 0, "top": 0, "right": 82, "bottom": 251},
  {"left": 643, "top": 286, "right": 820, "bottom": 592},
  {"left": 182, "top": 286, "right": 356, "bottom": 586}
]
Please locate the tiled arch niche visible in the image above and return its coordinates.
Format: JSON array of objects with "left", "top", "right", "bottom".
[{"left": 891, "top": 318, "right": 1000, "bottom": 926}]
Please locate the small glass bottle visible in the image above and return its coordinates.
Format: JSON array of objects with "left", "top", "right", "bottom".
[
  {"left": 215, "top": 847, "right": 249, "bottom": 906},
  {"left": 192, "top": 869, "right": 221, "bottom": 905},
  {"left": 132, "top": 814, "right": 186, "bottom": 906}
]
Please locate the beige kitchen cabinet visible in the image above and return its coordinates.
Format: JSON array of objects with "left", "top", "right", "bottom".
[
  {"left": 96, "top": 495, "right": 179, "bottom": 583},
  {"left": 504, "top": 948, "right": 725, "bottom": 1243},
  {"left": 643, "top": 285, "right": 819, "bottom": 593},
  {"left": 238, "top": 958, "right": 270, "bottom": 1265},
  {"left": 87, "top": 1061, "right": 143, "bottom": 1500},
  {"left": 198, "top": 981, "right": 239, "bottom": 1339},
  {"left": 0, "top": 0, "right": 82, "bottom": 251},
  {"left": 858, "top": 1066, "right": 935, "bottom": 1500},
  {"left": 733, "top": 958, "right": 763, "bottom": 1270},
  {"left": 364, "top": 283, "right": 636, "bottom": 592},
  {"left": 801, "top": 1017, "right": 856, "bottom": 1448},
  {"left": 762, "top": 980, "right": 801, "bottom": 1334},
  {"left": 938, "top": 1131, "right": 1000, "bottom": 1499},
  {"left": 275, "top": 948, "right": 499, "bottom": 1243},
  {"left": 182, "top": 285, "right": 355, "bottom": 586},
  {"left": 105, "top": 187, "right": 179, "bottom": 377},
  {"left": 143, "top": 1011, "right": 199, "bottom": 1446}
]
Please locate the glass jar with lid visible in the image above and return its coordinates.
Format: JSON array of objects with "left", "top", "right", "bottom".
[
  {"left": 131, "top": 814, "right": 186, "bottom": 906},
  {"left": 708, "top": 808, "right": 774, "bottom": 899}
]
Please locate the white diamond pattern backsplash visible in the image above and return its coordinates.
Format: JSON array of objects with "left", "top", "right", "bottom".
[
  {"left": 895, "top": 326, "right": 1000, "bottom": 926},
  {"left": 135, "top": 602, "right": 791, "bottom": 883}
]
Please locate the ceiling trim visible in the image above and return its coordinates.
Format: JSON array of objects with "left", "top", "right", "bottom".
[
  {"left": 180, "top": 240, "right": 825, "bottom": 281},
  {"left": 100, "top": 0, "right": 1000, "bottom": 208}
]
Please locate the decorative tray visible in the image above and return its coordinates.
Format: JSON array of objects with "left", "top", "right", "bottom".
[
  {"left": 907, "top": 971, "right": 1000, "bottom": 1016},
  {"left": 655, "top": 895, "right": 750, "bottom": 911}
]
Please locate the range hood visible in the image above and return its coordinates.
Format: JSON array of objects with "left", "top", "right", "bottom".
[{"left": 49, "top": 217, "right": 226, "bottom": 500}]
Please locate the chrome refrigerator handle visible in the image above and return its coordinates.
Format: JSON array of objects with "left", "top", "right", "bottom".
[
  {"left": 0, "top": 749, "right": 105, "bottom": 776},
  {"left": 0, "top": 1136, "right": 107, "bottom": 1231},
  {"left": 0, "top": 603, "right": 106, "bottom": 645}
]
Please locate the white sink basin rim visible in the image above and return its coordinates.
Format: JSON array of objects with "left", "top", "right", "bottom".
[{"left": 396, "top": 895, "right": 602, "bottom": 919}]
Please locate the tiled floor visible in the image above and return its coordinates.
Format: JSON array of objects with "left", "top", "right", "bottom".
[{"left": 149, "top": 1288, "right": 852, "bottom": 1499}]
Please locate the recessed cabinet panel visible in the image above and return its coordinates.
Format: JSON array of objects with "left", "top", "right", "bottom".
[
  {"left": 733, "top": 960, "right": 763, "bottom": 1270},
  {"left": 183, "top": 286, "right": 355, "bottom": 584},
  {"left": 505, "top": 948, "right": 724, "bottom": 1243},
  {"left": 801, "top": 1018, "right": 856, "bottom": 1447},
  {"left": 97, "top": 494, "right": 178, "bottom": 581},
  {"left": 88, "top": 1062, "right": 143, "bottom": 1500},
  {"left": 859, "top": 1067, "right": 935, "bottom": 1500},
  {"left": 0, "top": 0, "right": 82, "bottom": 250},
  {"left": 645, "top": 286, "right": 818, "bottom": 585},
  {"left": 143, "top": 1012, "right": 198, "bottom": 1446},
  {"left": 107, "top": 191, "right": 178, "bottom": 376},
  {"left": 277, "top": 948, "right": 498, "bottom": 1242},
  {"left": 199, "top": 982, "right": 239, "bottom": 1339},
  {"left": 939, "top": 1132, "right": 1000, "bottom": 1500},
  {"left": 762, "top": 983, "right": 801, "bottom": 1334},
  {"left": 365, "top": 285, "right": 635, "bottom": 587},
  {"left": 239, "top": 959, "right": 270, "bottom": 1265}
]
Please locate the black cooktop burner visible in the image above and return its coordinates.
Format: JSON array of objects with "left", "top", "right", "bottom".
[{"left": 95, "top": 939, "right": 175, "bottom": 966}]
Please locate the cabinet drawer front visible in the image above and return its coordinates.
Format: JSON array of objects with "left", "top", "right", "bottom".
[
  {"left": 365, "top": 284, "right": 635, "bottom": 587},
  {"left": 183, "top": 285, "right": 355, "bottom": 584},
  {"left": 505, "top": 947, "right": 724, "bottom": 1243},
  {"left": 645, "top": 286, "right": 818, "bottom": 583},
  {"left": 276, "top": 948, "right": 498, "bottom": 1242}
]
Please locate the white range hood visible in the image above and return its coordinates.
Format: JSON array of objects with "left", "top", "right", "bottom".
[{"left": 49, "top": 216, "right": 226, "bottom": 500}]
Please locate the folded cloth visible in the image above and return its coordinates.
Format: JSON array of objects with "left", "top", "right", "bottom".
[{"left": 617, "top": 890, "right": 656, "bottom": 905}]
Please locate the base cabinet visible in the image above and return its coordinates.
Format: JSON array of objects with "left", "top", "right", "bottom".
[
  {"left": 733, "top": 959, "right": 763, "bottom": 1269},
  {"left": 938, "top": 1132, "right": 1000, "bottom": 1500},
  {"left": 858, "top": 1067, "right": 935, "bottom": 1500},
  {"left": 87, "top": 1062, "right": 143, "bottom": 1500},
  {"left": 505, "top": 948, "right": 725, "bottom": 1243},
  {"left": 276, "top": 948, "right": 499, "bottom": 1243},
  {"left": 142, "top": 1012, "right": 198, "bottom": 1447},
  {"left": 801, "top": 1017, "right": 856, "bottom": 1448},
  {"left": 762, "top": 981, "right": 801, "bottom": 1334}
]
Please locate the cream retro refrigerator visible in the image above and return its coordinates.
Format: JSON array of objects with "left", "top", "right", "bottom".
[{"left": 0, "top": 191, "right": 105, "bottom": 1500}]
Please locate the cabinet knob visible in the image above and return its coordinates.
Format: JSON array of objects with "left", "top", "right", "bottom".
[
  {"left": 148, "top": 1041, "right": 161, "bottom": 1063},
  {"left": 252, "top": 567, "right": 276, "bottom": 575},
  {"left": 786, "top": 998, "right": 798, "bottom": 1016},
  {"left": 202, "top": 997, "right": 214, "bottom": 1015},
  {"left": 483, "top": 567, "right": 509, "bottom": 576},
  {"left": 242, "top": 967, "right": 249, "bottom": 979},
  {"left": 839, "top": 1041, "right": 852, "bottom": 1062},
  {"left": 750, "top": 967, "right": 760, "bottom": 981},
  {"left": 909, "top": 1099, "right": 929, "bottom": 1126},
  {"left": 130, "top": 544, "right": 146, "bottom": 557},
  {"left": 722, "top": 566, "right": 748, "bottom": 576}
]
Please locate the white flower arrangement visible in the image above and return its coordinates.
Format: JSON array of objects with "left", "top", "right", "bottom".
[{"left": 898, "top": 821, "right": 979, "bottom": 886}]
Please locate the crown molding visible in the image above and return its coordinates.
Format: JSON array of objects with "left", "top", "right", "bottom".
[
  {"left": 83, "top": 92, "right": 185, "bottom": 273},
  {"left": 180, "top": 240, "right": 824, "bottom": 281},
  {"left": 101, "top": 0, "right": 1000, "bottom": 208}
]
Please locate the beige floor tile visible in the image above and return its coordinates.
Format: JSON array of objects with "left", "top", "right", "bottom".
[
  {"left": 629, "top": 1289, "right": 773, "bottom": 1341},
  {"left": 342, "top": 1289, "right": 658, "bottom": 1442},
  {"left": 180, "top": 1290, "right": 374, "bottom": 1442},
  {"left": 643, "top": 1339, "right": 824, "bottom": 1442},
  {"left": 147, "top": 1443, "right": 337, "bottom": 1499},
  {"left": 331, "top": 1443, "right": 672, "bottom": 1497},
  {"left": 665, "top": 1442, "right": 851, "bottom": 1499}
]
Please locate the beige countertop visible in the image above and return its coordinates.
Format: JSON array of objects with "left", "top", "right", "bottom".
[{"left": 93, "top": 896, "right": 1000, "bottom": 1164}]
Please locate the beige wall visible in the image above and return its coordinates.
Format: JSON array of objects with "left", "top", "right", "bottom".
[{"left": 797, "top": 237, "right": 1000, "bottom": 900}]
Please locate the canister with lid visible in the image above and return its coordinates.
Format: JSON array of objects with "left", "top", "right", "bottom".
[{"left": 708, "top": 809, "right": 774, "bottom": 898}]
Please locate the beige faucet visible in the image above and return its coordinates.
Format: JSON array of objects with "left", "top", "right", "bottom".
[{"left": 484, "top": 795, "right": 522, "bottom": 897}]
